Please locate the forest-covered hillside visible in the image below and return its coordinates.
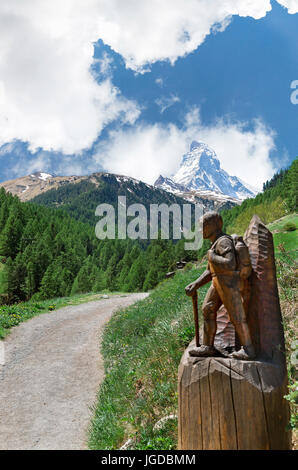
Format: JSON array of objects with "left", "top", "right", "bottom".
[
  {"left": 221, "top": 157, "right": 297, "bottom": 234},
  {"left": 30, "top": 173, "right": 192, "bottom": 226},
  {"left": 0, "top": 189, "right": 195, "bottom": 303}
]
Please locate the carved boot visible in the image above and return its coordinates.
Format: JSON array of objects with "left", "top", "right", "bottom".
[
  {"left": 230, "top": 344, "right": 255, "bottom": 361},
  {"left": 189, "top": 345, "right": 217, "bottom": 357}
]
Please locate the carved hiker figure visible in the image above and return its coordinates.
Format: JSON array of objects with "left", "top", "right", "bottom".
[
  {"left": 185, "top": 211, "right": 255, "bottom": 360},
  {"left": 179, "top": 214, "right": 290, "bottom": 450}
]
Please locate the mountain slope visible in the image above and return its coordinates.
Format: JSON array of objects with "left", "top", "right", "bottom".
[
  {"left": 2, "top": 171, "right": 235, "bottom": 226},
  {"left": 0, "top": 172, "right": 89, "bottom": 202},
  {"left": 221, "top": 157, "right": 298, "bottom": 235},
  {"left": 30, "top": 172, "right": 193, "bottom": 226},
  {"left": 30, "top": 172, "right": 238, "bottom": 225},
  {"left": 155, "top": 141, "right": 258, "bottom": 201}
]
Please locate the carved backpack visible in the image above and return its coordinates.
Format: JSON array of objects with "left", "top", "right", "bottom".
[
  {"left": 212, "top": 234, "right": 252, "bottom": 279},
  {"left": 231, "top": 234, "right": 252, "bottom": 280}
]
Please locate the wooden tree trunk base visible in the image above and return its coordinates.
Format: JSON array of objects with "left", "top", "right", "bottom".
[{"left": 178, "top": 341, "right": 291, "bottom": 450}]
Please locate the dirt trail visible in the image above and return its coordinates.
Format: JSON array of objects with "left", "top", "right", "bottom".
[{"left": 0, "top": 293, "right": 148, "bottom": 450}]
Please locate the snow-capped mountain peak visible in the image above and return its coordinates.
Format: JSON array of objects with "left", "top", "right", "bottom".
[{"left": 155, "top": 141, "right": 258, "bottom": 201}]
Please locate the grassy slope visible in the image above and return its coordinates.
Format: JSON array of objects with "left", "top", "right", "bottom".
[
  {"left": 267, "top": 214, "right": 298, "bottom": 232},
  {"left": 268, "top": 214, "right": 298, "bottom": 255},
  {"left": 89, "top": 216, "right": 297, "bottom": 450},
  {"left": 225, "top": 196, "right": 287, "bottom": 236},
  {"left": 274, "top": 231, "right": 297, "bottom": 253},
  {"left": 269, "top": 214, "right": 298, "bottom": 443}
]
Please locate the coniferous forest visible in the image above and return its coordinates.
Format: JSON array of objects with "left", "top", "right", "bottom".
[
  {"left": 0, "top": 188, "right": 197, "bottom": 303},
  {"left": 221, "top": 157, "right": 298, "bottom": 234},
  {"left": 0, "top": 157, "right": 296, "bottom": 304}
]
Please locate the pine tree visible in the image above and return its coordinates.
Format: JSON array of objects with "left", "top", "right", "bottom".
[
  {"left": 93, "top": 269, "right": 106, "bottom": 292},
  {"left": 143, "top": 266, "right": 160, "bottom": 291},
  {"left": 0, "top": 199, "right": 10, "bottom": 233},
  {"left": 6, "top": 254, "right": 26, "bottom": 302},
  {"left": 39, "top": 262, "right": 61, "bottom": 299},
  {"left": 25, "top": 261, "right": 36, "bottom": 300},
  {"left": 105, "top": 253, "right": 121, "bottom": 291},
  {"left": 284, "top": 158, "right": 298, "bottom": 212},
  {"left": 70, "top": 257, "right": 94, "bottom": 295},
  {"left": 0, "top": 209, "right": 23, "bottom": 258},
  {"left": 125, "top": 253, "right": 147, "bottom": 292}
]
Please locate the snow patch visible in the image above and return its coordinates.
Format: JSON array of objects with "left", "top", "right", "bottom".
[{"left": 38, "top": 173, "right": 52, "bottom": 181}]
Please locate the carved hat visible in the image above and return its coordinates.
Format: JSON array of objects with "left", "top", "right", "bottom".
[{"left": 203, "top": 211, "right": 223, "bottom": 229}]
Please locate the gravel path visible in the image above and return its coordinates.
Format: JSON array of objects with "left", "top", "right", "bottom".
[{"left": 0, "top": 293, "right": 148, "bottom": 450}]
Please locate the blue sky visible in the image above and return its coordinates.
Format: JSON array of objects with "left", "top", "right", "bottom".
[{"left": 0, "top": 0, "right": 297, "bottom": 189}]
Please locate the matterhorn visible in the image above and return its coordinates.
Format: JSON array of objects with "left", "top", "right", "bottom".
[{"left": 154, "top": 141, "right": 257, "bottom": 201}]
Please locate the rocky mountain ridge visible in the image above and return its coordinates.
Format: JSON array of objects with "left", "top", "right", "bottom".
[{"left": 154, "top": 141, "right": 258, "bottom": 202}]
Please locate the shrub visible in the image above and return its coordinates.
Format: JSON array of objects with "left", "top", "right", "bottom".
[{"left": 283, "top": 222, "right": 297, "bottom": 232}]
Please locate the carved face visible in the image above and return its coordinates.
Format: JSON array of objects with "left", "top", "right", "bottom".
[
  {"left": 202, "top": 215, "right": 222, "bottom": 239},
  {"left": 203, "top": 219, "right": 215, "bottom": 239}
]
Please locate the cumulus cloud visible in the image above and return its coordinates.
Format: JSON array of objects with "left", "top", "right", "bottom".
[
  {"left": 92, "top": 0, "right": 297, "bottom": 72},
  {"left": 0, "top": 1, "right": 296, "bottom": 155},
  {"left": 0, "top": 1, "right": 140, "bottom": 154},
  {"left": 95, "top": 0, "right": 272, "bottom": 72},
  {"left": 277, "top": 0, "right": 298, "bottom": 14},
  {"left": 95, "top": 109, "right": 276, "bottom": 190},
  {"left": 11, "top": 152, "right": 52, "bottom": 179}
]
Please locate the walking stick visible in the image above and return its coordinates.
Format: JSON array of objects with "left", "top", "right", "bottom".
[{"left": 192, "top": 291, "right": 200, "bottom": 347}]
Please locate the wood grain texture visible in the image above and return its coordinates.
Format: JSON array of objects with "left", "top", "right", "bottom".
[
  {"left": 214, "top": 304, "right": 236, "bottom": 350},
  {"left": 244, "top": 215, "right": 285, "bottom": 363},
  {"left": 178, "top": 341, "right": 291, "bottom": 450},
  {"left": 214, "top": 216, "right": 286, "bottom": 362}
]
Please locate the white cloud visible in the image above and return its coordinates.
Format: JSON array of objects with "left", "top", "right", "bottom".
[
  {"left": 90, "top": 0, "right": 297, "bottom": 72},
  {"left": 277, "top": 0, "right": 298, "bottom": 14},
  {"left": 95, "top": 0, "right": 273, "bottom": 72},
  {"left": 95, "top": 109, "right": 276, "bottom": 190},
  {"left": 94, "top": 123, "right": 187, "bottom": 184},
  {"left": 0, "top": 1, "right": 140, "bottom": 154},
  {"left": 155, "top": 78, "right": 164, "bottom": 88},
  {"left": 8, "top": 151, "right": 52, "bottom": 181},
  {"left": 155, "top": 95, "right": 181, "bottom": 113},
  {"left": 0, "top": 1, "right": 296, "bottom": 155}
]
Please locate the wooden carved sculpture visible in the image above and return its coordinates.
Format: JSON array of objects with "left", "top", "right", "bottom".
[
  {"left": 185, "top": 211, "right": 255, "bottom": 360},
  {"left": 179, "top": 213, "right": 291, "bottom": 450}
]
